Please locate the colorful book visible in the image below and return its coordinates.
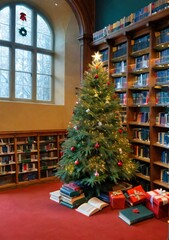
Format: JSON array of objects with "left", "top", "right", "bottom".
[
  {"left": 60, "top": 186, "right": 81, "bottom": 197},
  {"left": 119, "top": 204, "right": 154, "bottom": 225}
]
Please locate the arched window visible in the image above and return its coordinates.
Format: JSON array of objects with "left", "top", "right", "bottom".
[{"left": 0, "top": 3, "right": 54, "bottom": 103}]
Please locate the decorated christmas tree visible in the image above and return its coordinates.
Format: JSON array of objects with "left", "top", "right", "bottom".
[{"left": 56, "top": 52, "right": 137, "bottom": 196}]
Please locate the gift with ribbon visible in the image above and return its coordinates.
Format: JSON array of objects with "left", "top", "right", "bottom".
[
  {"left": 145, "top": 188, "right": 169, "bottom": 219},
  {"left": 109, "top": 190, "right": 125, "bottom": 209},
  {"left": 126, "top": 185, "right": 146, "bottom": 205}
]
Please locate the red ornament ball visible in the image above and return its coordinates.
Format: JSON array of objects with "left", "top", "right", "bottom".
[
  {"left": 75, "top": 159, "right": 79, "bottom": 165},
  {"left": 71, "top": 146, "right": 75, "bottom": 151},
  {"left": 118, "top": 129, "right": 123, "bottom": 134},
  {"left": 95, "top": 142, "right": 100, "bottom": 149},
  {"left": 117, "top": 161, "right": 123, "bottom": 167},
  {"left": 94, "top": 74, "right": 99, "bottom": 79},
  {"left": 94, "top": 171, "right": 99, "bottom": 177},
  {"left": 107, "top": 81, "right": 110, "bottom": 86}
]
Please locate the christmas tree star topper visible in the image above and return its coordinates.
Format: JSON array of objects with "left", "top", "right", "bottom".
[{"left": 92, "top": 52, "right": 102, "bottom": 62}]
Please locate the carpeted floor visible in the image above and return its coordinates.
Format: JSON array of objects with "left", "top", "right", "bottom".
[{"left": 0, "top": 180, "right": 168, "bottom": 240}]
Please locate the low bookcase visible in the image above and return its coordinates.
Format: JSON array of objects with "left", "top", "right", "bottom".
[{"left": 0, "top": 129, "right": 66, "bottom": 189}]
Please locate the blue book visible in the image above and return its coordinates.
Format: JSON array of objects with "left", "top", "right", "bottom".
[{"left": 119, "top": 204, "right": 154, "bottom": 225}]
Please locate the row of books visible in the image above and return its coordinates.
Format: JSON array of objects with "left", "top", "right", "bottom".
[
  {"left": 133, "top": 145, "right": 150, "bottom": 158},
  {"left": 0, "top": 165, "right": 16, "bottom": 174},
  {"left": 18, "top": 153, "right": 37, "bottom": 162},
  {"left": 0, "top": 138, "right": 14, "bottom": 145},
  {"left": 17, "top": 144, "right": 37, "bottom": 152},
  {"left": 161, "top": 150, "right": 169, "bottom": 163},
  {"left": 118, "top": 93, "right": 127, "bottom": 106},
  {"left": 131, "top": 35, "right": 150, "bottom": 53},
  {"left": 156, "top": 91, "right": 169, "bottom": 105},
  {"left": 132, "top": 91, "right": 149, "bottom": 105},
  {"left": 112, "top": 42, "right": 127, "bottom": 58},
  {"left": 156, "top": 48, "right": 169, "bottom": 64},
  {"left": 93, "top": 0, "right": 169, "bottom": 41},
  {"left": 100, "top": 49, "right": 108, "bottom": 62},
  {"left": 131, "top": 54, "right": 149, "bottom": 71},
  {"left": 132, "top": 128, "right": 150, "bottom": 142},
  {"left": 119, "top": 111, "right": 127, "bottom": 124},
  {"left": 156, "top": 27, "right": 169, "bottom": 45},
  {"left": 0, "top": 155, "right": 14, "bottom": 164},
  {"left": 155, "top": 69, "right": 169, "bottom": 85},
  {"left": 134, "top": 111, "right": 150, "bottom": 124},
  {"left": 156, "top": 112, "right": 169, "bottom": 126},
  {"left": 133, "top": 73, "right": 149, "bottom": 88},
  {"left": 160, "top": 168, "right": 169, "bottom": 183},
  {"left": 18, "top": 172, "right": 38, "bottom": 181},
  {"left": 18, "top": 163, "right": 37, "bottom": 173},
  {"left": 112, "top": 61, "right": 126, "bottom": 74},
  {"left": 157, "top": 131, "right": 169, "bottom": 146},
  {"left": 0, "top": 145, "right": 14, "bottom": 154},
  {"left": 114, "top": 77, "right": 127, "bottom": 89}
]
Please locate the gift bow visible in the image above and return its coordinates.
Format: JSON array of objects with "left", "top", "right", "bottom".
[
  {"left": 129, "top": 190, "right": 145, "bottom": 200},
  {"left": 149, "top": 189, "right": 169, "bottom": 206},
  {"left": 111, "top": 191, "right": 122, "bottom": 196}
]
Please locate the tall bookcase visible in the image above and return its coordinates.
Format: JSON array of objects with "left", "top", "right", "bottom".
[
  {"left": 91, "top": 8, "right": 169, "bottom": 191},
  {"left": 0, "top": 130, "right": 66, "bottom": 189}
]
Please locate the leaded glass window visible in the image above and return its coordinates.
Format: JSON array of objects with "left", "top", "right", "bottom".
[{"left": 0, "top": 3, "right": 54, "bottom": 103}]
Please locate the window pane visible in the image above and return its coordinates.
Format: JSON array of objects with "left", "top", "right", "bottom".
[
  {"left": 37, "top": 53, "right": 52, "bottom": 74},
  {"left": 15, "top": 49, "right": 32, "bottom": 99},
  {"left": 15, "top": 5, "right": 32, "bottom": 45},
  {"left": 0, "top": 46, "right": 10, "bottom": 98},
  {"left": 37, "top": 53, "right": 52, "bottom": 101},
  {"left": 37, "top": 15, "right": 52, "bottom": 50},
  {"left": 37, "top": 75, "right": 51, "bottom": 101},
  {"left": 0, "top": 7, "right": 10, "bottom": 41}
]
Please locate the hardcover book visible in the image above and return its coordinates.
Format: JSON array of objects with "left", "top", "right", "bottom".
[
  {"left": 50, "top": 190, "right": 61, "bottom": 203},
  {"left": 76, "top": 197, "right": 109, "bottom": 217},
  {"left": 119, "top": 204, "right": 154, "bottom": 225}
]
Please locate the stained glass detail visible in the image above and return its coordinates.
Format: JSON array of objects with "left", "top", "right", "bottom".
[
  {"left": 37, "top": 15, "right": 52, "bottom": 50},
  {"left": 0, "top": 7, "right": 10, "bottom": 41},
  {"left": 15, "top": 5, "right": 32, "bottom": 45},
  {"left": 15, "top": 49, "right": 32, "bottom": 99},
  {"left": 0, "top": 46, "right": 10, "bottom": 97}
]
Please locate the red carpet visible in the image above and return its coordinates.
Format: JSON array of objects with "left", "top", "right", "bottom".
[{"left": 0, "top": 180, "right": 168, "bottom": 240}]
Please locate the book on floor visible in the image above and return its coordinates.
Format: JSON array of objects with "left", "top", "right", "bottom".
[
  {"left": 50, "top": 190, "right": 61, "bottom": 203},
  {"left": 118, "top": 204, "right": 154, "bottom": 225},
  {"left": 76, "top": 197, "right": 109, "bottom": 217}
]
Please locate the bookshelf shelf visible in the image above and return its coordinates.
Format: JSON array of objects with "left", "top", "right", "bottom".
[
  {"left": 136, "top": 172, "right": 150, "bottom": 181},
  {"left": 0, "top": 130, "right": 66, "bottom": 189},
  {"left": 93, "top": 6, "right": 169, "bottom": 190}
]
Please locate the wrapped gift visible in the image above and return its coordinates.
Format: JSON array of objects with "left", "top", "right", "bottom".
[
  {"left": 146, "top": 189, "right": 169, "bottom": 219},
  {"left": 126, "top": 185, "right": 146, "bottom": 205},
  {"left": 109, "top": 190, "right": 125, "bottom": 209}
]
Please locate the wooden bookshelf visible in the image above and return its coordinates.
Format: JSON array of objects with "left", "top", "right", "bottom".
[
  {"left": 91, "top": 8, "right": 169, "bottom": 191},
  {"left": 0, "top": 130, "right": 66, "bottom": 189}
]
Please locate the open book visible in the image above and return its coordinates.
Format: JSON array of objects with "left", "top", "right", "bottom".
[{"left": 76, "top": 197, "right": 109, "bottom": 216}]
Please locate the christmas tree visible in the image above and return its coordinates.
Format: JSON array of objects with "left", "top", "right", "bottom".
[{"left": 56, "top": 52, "right": 137, "bottom": 196}]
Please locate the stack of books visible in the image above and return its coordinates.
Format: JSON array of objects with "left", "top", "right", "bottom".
[{"left": 50, "top": 182, "right": 86, "bottom": 209}]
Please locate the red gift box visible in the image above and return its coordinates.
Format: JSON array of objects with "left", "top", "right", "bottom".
[
  {"left": 126, "top": 185, "right": 146, "bottom": 205},
  {"left": 109, "top": 190, "right": 125, "bottom": 209},
  {"left": 146, "top": 189, "right": 169, "bottom": 219}
]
